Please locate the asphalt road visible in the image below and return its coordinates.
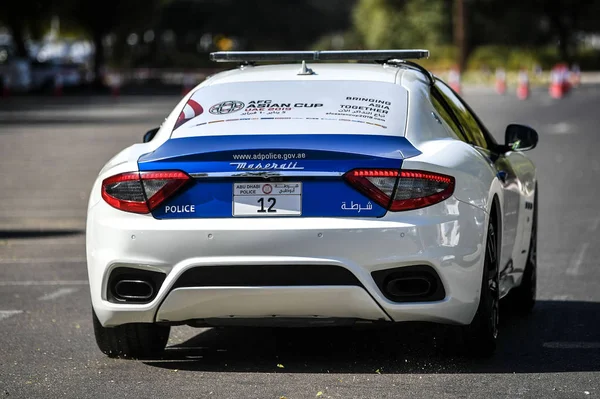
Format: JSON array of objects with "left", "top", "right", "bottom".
[{"left": 1, "top": 85, "right": 599, "bottom": 398}]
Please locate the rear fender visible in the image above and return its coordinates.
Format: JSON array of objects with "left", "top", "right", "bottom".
[{"left": 401, "top": 139, "right": 502, "bottom": 214}]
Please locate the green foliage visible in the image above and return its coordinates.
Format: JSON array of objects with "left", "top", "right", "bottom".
[
  {"left": 466, "top": 46, "right": 563, "bottom": 70},
  {"left": 416, "top": 45, "right": 458, "bottom": 71},
  {"left": 311, "top": 31, "right": 365, "bottom": 51},
  {"left": 352, "top": 0, "right": 449, "bottom": 49},
  {"left": 423, "top": 45, "right": 600, "bottom": 72},
  {"left": 402, "top": 0, "right": 448, "bottom": 47},
  {"left": 573, "top": 48, "right": 600, "bottom": 70},
  {"left": 352, "top": 0, "right": 396, "bottom": 49},
  {"left": 346, "top": 0, "right": 600, "bottom": 70}
]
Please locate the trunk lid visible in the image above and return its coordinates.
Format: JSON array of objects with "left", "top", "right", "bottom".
[{"left": 138, "top": 134, "right": 419, "bottom": 219}]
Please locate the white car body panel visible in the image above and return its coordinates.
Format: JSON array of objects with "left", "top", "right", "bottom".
[
  {"left": 87, "top": 197, "right": 486, "bottom": 327},
  {"left": 156, "top": 286, "right": 391, "bottom": 322},
  {"left": 86, "top": 62, "right": 536, "bottom": 329},
  {"left": 200, "top": 63, "right": 402, "bottom": 86}
]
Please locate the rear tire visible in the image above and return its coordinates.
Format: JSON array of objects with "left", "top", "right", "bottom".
[
  {"left": 442, "top": 219, "right": 499, "bottom": 357},
  {"left": 92, "top": 310, "right": 170, "bottom": 359},
  {"left": 461, "top": 220, "right": 500, "bottom": 356}
]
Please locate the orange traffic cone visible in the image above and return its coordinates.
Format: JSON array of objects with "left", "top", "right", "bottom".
[
  {"left": 495, "top": 68, "right": 507, "bottom": 95},
  {"left": 516, "top": 70, "right": 530, "bottom": 100},
  {"left": 53, "top": 74, "right": 63, "bottom": 96},
  {"left": 448, "top": 68, "right": 461, "bottom": 94},
  {"left": 558, "top": 63, "right": 572, "bottom": 93},
  {"left": 549, "top": 68, "right": 564, "bottom": 99}
]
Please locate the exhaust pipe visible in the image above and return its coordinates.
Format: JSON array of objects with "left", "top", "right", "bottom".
[
  {"left": 114, "top": 279, "right": 154, "bottom": 301},
  {"left": 385, "top": 277, "right": 432, "bottom": 298},
  {"left": 372, "top": 265, "right": 446, "bottom": 302}
]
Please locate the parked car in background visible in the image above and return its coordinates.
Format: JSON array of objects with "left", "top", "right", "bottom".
[
  {"left": 0, "top": 35, "right": 94, "bottom": 94},
  {"left": 30, "top": 60, "right": 90, "bottom": 92},
  {"left": 0, "top": 45, "right": 32, "bottom": 93}
]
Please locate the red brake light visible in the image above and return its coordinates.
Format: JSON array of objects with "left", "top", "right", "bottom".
[
  {"left": 101, "top": 171, "right": 190, "bottom": 214},
  {"left": 344, "top": 169, "right": 455, "bottom": 211}
]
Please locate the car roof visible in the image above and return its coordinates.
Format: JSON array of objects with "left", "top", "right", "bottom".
[{"left": 200, "top": 63, "right": 424, "bottom": 86}]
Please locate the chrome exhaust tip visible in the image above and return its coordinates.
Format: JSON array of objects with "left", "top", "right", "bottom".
[
  {"left": 384, "top": 277, "right": 432, "bottom": 298},
  {"left": 114, "top": 279, "right": 154, "bottom": 301}
]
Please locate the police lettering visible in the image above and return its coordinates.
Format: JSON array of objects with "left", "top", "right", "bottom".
[{"left": 165, "top": 205, "right": 195, "bottom": 213}]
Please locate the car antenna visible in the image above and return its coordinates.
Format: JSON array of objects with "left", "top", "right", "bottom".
[{"left": 297, "top": 60, "right": 315, "bottom": 75}]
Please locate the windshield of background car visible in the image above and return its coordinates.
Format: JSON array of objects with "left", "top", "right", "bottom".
[{"left": 171, "top": 80, "right": 408, "bottom": 138}]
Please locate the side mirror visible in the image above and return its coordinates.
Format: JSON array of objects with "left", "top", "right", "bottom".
[
  {"left": 504, "top": 124, "right": 538, "bottom": 151},
  {"left": 143, "top": 127, "right": 159, "bottom": 143}
]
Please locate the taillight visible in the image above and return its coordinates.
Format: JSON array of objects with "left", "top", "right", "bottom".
[
  {"left": 101, "top": 171, "right": 190, "bottom": 214},
  {"left": 343, "top": 169, "right": 455, "bottom": 212}
]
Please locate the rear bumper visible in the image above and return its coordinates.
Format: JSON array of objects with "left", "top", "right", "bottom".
[
  {"left": 86, "top": 196, "right": 488, "bottom": 327},
  {"left": 157, "top": 286, "right": 390, "bottom": 323}
]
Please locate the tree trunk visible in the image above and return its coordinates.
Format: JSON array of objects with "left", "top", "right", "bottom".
[
  {"left": 549, "top": 12, "right": 571, "bottom": 63},
  {"left": 556, "top": 21, "right": 570, "bottom": 63},
  {"left": 92, "top": 30, "right": 106, "bottom": 88},
  {"left": 558, "top": 32, "right": 570, "bottom": 63},
  {"left": 453, "top": 0, "right": 468, "bottom": 72}
]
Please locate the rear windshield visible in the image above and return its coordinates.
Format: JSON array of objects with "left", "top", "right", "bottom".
[{"left": 171, "top": 80, "right": 408, "bottom": 138}]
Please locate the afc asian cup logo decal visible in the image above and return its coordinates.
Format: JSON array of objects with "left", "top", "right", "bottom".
[
  {"left": 262, "top": 184, "right": 273, "bottom": 194},
  {"left": 209, "top": 100, "right": 245, "bottom": 115}
]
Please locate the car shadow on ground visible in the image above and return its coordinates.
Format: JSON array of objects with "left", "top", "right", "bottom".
[
  {"left": 0, "top": 229, "right": 83, "bottom": 239},
  {"left": 144, "top": 300, "right": 600, "bottom": 374}
]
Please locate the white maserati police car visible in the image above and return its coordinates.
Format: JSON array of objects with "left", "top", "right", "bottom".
[{"left": 86, "top": 50, "right": 538, "bottom": 358}]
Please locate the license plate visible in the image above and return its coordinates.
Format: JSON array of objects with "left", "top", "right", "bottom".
[{"left": 233, "top": 182, "right": 302, "bottom": 216}]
